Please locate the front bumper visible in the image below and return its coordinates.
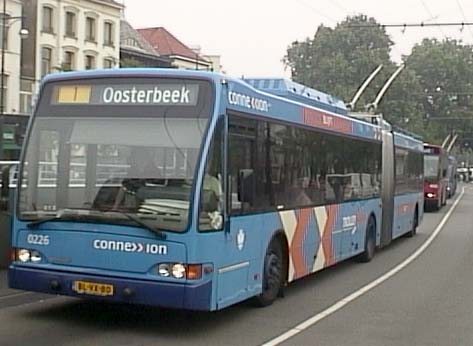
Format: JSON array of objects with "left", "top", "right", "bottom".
[{"left": 8, "top": 266, "right": 212, "bottom": 311}]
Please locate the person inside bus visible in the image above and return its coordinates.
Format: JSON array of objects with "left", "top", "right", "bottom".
[{"left": 200, "top": 140, "right": 223, "bottom": 230}]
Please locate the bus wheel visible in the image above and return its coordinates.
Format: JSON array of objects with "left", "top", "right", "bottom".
[
  {"left": 255, "top": 239, "right": 283, "bottom": 307},
  {"left": 406, "top": 207, "right": 418, "bottom": 238},
  {"left": 358, "top": 217, "right": 376, "bottom": 263}
]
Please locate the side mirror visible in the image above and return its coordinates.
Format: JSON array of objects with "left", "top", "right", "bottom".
[
  {"left": 0, "top": 166, "right": 11, "bottom": 211},
  {"left": 238, "top": 169, "right": 255, "bottom": 205}
]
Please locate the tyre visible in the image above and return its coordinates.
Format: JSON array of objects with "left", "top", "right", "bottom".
[
  {"left": 406, "top": 207, "right": 418, "bottom": 238},
  {"left": 358, "top": 217, "right": 376, "bottom": 263},
  {"left": 254, "top": 239, "right": 284, "bottom": 307}
]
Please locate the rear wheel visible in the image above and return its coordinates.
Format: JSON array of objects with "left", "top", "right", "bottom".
[
  {"left": 255, "top": 239, "right": 284, "bottom": 307},
  {"left": 358, "top": 217, "right": 376, "bottom": 263},
  {"left": 406, "top": 207, "right": 418, "bottom": 238}
]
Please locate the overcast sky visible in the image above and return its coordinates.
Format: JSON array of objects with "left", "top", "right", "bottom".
[{"left": 124, "top": 0, "right": 473, "bottom": 78}]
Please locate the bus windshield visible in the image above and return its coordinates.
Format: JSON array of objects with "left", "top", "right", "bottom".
[
  {"left": 18, "top": 78, "right": 213, "bottom": 232},
  {"left": 424, "top": 155, "right": 439, "bottom": 179}
]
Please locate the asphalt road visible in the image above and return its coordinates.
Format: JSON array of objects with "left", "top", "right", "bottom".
[{"left": 0, "top": 185, "right": 471, "bottom": 346}]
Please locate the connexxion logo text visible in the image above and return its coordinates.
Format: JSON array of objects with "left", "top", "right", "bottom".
[{"left": 93, "top": 239, "right": 168, "bottom": 255}]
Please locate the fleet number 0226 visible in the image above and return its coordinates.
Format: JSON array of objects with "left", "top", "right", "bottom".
[{"left": 27, "top": 234, "right": 50, "bottom": 246}]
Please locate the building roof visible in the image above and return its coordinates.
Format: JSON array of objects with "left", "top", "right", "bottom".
[
  {"left": 137, "top": 27, "right": 209, "bottom": 62},
  {"left": 120, "top": 20, "right": 159, "bottom": 56}
]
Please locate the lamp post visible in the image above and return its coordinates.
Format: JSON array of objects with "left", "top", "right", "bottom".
[{"left": 0, "top": 0, "right": 28, "bottom": 159}]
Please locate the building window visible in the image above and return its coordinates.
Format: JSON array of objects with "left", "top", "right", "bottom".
[
  {"left": 103, "top": 22, "right": 114, "bottom": 46},
  {"left": 85, "top": 17, "right": 96, "bottom": 42},
  {"left": 84, "top": 55, "right": 95, "bottom": 70},
  {"left": 42, "top": 6, "right": 54, "bottom": 33},
  {"left": 0, "top": 74, "right": 8, "bottom": 112},
  {"left": 41, "top": 47, "right": 52, "bottom": 77},
  {"left": 63, "top": 51, "right": 75, "bottom": 71},
  {"left": 0, "top": 13, "right": 10, "bottom": 50},
  {"left": 65, "top": 11, "right": 76, "bottom": 38},
  {"left": 103, "top": 58, "right": 114, "bottom": 69},
  {"left": 20, "top": 79, "right": 33, "bottom": 114}
]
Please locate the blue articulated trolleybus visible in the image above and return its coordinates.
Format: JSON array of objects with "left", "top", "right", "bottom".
[{"left": 7, "top": 69, "right": 423, "bottom": 311}]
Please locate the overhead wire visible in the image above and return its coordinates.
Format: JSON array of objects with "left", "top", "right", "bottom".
[
  {"left": 455, "top": 0, "right": 473, "bottom": 41},
  {"left": 294, "top": 0, "right": 338, "bottom": 24},
  {"left": 420, "top": 0, "right": 447, "bottom": 37}
]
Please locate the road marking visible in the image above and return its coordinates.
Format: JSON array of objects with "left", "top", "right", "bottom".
[
  {"left": 261, "top": 187, "right": 465, "bottom": 346},
  {"left": 0, "top": 292, "right": 31, "bottom": 301}
]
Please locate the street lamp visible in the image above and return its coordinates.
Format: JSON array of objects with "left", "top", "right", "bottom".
[{"left": 0, "top": 0, "right": 28, "bottom": 159}]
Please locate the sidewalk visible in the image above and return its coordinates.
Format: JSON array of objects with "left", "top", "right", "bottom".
[{"left": 0, "top": 269, "right": 16, "bottom": 297}]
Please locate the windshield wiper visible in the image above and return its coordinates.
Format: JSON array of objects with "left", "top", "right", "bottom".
[
  {"left": 114, "top": 211, "right": 167, "bottom": 240},
  {"left": 27, "top": 209, "right": 167, "bottom": 239},
  {"left": 27, "top": 213, "right": 87, "bottom": 228}
]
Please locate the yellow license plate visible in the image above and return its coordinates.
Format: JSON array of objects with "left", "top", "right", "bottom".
[{"left": 72, "top": 281, "right": 114, "bottom": 297}]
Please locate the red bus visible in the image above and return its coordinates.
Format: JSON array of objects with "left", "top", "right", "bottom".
[{"left": 423, "top": 144, "right": 448, "bottom": 210}]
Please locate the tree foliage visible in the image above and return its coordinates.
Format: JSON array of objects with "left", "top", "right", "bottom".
[
  {"left": 405, "top": 38, "right": 473, "bottom": 143},
  {"left": 284, "top": 15, "right": 395, "bottom": 107},
  {"left": 284, "top": 15, "right": 473, "bottom": 145}
]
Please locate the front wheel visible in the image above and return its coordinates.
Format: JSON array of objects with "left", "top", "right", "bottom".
[
  {"left": 358, "top": 217, "right": 376, "bottom": 263},
  {"left": 254, "top": 239, "right": 284, "bottom": 307}
]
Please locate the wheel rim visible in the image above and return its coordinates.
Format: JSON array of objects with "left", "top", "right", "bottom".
[{"left": 264, "top": 251, "right": 282, "bottom": 291}]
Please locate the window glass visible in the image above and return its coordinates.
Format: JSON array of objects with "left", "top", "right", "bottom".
[
  {"left": 227, "top": 112, "right": 382, "bottom": 215},
  {"left": 104, "top": 22, "right": 114, "bottom": 46},
  {"left": 103, "top": 58, "right": 114, "bottom": 69},
  {"left": 0, "top": 14, "right": 10, "bottom": 49},
  {"left": 86, "top": 17, "right": 96, "bottom": 41},
  {"left": 42, "top": 7, "right": 53, "bottom": 33},
  {"left": 85, "top": 55, "right": 95, "bottom": 70},
  {"left": 63, "top": 51, "right": 74, "bottom": 71},
  {"left": 65, "top": 11, "right": 76, "bottom": 37},
  {"left": 199, "top": 118, "right": 224, "bottom": 231},
  {"left": 41, "top": 47, "right": 52, "bottom": 77}
]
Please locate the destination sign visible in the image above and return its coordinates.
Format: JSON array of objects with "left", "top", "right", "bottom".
[{"left": 53, "top": 84, "right": 199, "bottom": 106}]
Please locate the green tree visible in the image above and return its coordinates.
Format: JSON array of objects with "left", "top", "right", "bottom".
[
  {"left": 284, "top": 14, "right": 395, "bottom": 108},
  {"left": 405, "top": 38, "right": 473, "bottom": 143}
]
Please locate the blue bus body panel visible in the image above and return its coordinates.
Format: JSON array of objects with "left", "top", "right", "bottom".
[
  {"left": 391, "top": 131, "right": 424, "bottom": 239},
  {"left": 9, "top": 266, "right": 212, "bottom": 310},
  {"left": 394, "top": 132, "right": 423, "bottom": 152},
  {"left": 225, "top": 80, "right": 381, "bottom": 142},
  {"left": 392, "top": 193, "right": 423, "bottom": 239},
  {"left": 197, "top": 199, "right": 381, "bottom": 310},
  {"left": 244, "top": 78, "right": 347, "bottom": 115}
]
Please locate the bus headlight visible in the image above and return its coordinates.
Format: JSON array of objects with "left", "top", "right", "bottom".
[
  {"left": 172, "top": 264, "right": 186, "bottom": 279},
  {"left": 17, "top": 249, "right": 31, "bottom": 263},
  {"left": 157, "top": 263, "right": 170, "bottom": 277},
  {"left": 155, "top": 263, "right": 203, "bottom": 280},
  {"left": 30, "top": 251, "right": 42, "bottom": 263}
]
